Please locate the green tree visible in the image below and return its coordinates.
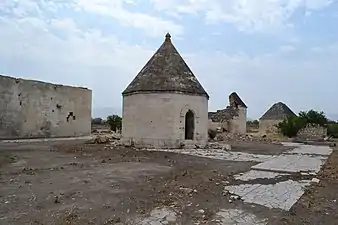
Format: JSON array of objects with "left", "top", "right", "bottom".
[
  {"left": 327, "top": 122, "right": 338, "bottom": 138},
  {"left": 277, "top": 115, "right": 306, "bottom": 138},
  {"left": 298, "top": 110, "right": 327, "bottom": 126},
  {"left": 106, "top": 115, "right": 122, "bottom": 132},
  {"left": 277, "top": 109, "right": 328, "bottom": 138}
]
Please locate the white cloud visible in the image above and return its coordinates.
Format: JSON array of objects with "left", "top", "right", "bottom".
[
  {"left": 73, "top": 0, "right": 184, "bottom": 37},
  {"left": 150, "top": 0, "right": 336, "bottom": 33},
  {"left": 0, "top": 0, "right": 337, "bottom": 118}
]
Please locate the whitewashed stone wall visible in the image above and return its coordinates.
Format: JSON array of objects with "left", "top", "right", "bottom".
[
  {"left": 0, "top": 75, "right": 92, "bottom": 139},
  {"left": 122, "top": 92, "right": 208, "bottom": 148},
  {"left": 228, "top": 107, "right": 247, "bottom": 134},
  {"left": 259, "top": 119, "right": 283, "bottom": 134}
]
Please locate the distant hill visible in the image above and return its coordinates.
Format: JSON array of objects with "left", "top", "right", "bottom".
[{"left": 92, "top": 107, "right": 121, "bottom": 119}]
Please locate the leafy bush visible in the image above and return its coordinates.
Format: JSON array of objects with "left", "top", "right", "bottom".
[
  {"left": 276, "top": 115, "right": 306, "bottom": 138},
  {"left": 327, "top": 123, "right": 338, "bottom": 138},
  {"left": 277, "top": 110, "right": 329, "bottom": 138},
  {"left": 106, "top": 115, "right": 122, "bottom": 132},
  {"left": 298, "top": 110, "right": 327, "bottom": 126},
  {"left": 208, "top": 129, "right": 217, "bottom": 140}
]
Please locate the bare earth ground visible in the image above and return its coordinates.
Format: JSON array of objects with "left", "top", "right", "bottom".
[{"left": 0, "top": 140, "right": 337, "bottom": 225}]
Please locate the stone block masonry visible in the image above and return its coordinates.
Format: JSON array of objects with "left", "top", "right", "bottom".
[{"left": 0, "top": 75, "right": 92, "bottom": 139}]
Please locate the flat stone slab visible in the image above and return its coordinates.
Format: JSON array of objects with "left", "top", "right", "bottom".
[
  {"left": 287, "top": 145, "right": 333, "bottom": 156},
  {"left": 216, "top": 209, "right": 268, "bottom": 225},
  {"left": 234, "top": 170, "right": 289, "bottom": 181},
  {"left": 224, "top": 180, "right": 311, "bottom": 211},
  {"left": 146, "top": 148, "right": 274, "bottom": 162},
  {"left": 251, "top": 154, "right": 327, "bottom": 173}
]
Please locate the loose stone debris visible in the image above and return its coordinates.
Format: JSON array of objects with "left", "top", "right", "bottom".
[
  {"left": 134, "top": 207, "right": 177, "bottom": 225},
  {"left": 85, "top": 132, "right": 121, "bottom": 144},
  {"left": 215, "top": 132, "right": 280, "bottom": 144},
  {"left": 215, "top": 209, "right": 268, "bottom": 225}
]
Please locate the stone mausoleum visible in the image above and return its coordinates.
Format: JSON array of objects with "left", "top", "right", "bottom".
[{"left": 121, "top": 33, "right": 209, "bottom": 148}]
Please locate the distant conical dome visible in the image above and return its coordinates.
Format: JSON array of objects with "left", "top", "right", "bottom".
[{"left": 260, "top": 102, "right": 296, "bottom": 120}]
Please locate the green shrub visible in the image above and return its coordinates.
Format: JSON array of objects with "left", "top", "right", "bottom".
[
  {"left": 327, "top": 123, "right": 338, "bottom": 138},
  {"left": 106, "top": 115, "right": 122, "bottom": 132},
  {"left": 298, "top": 110, "right": 328, "bottom": 126},
  {"left": 276, "top": 115, "right": 306, "bottom": 138},
  {"left": 208, "top": 129, "right": 217, "bottom": 140}
]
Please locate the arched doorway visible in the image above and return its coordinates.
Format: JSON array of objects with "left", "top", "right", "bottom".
[{"left": 185, "top": 110, "right": 194, "bottom": 140}]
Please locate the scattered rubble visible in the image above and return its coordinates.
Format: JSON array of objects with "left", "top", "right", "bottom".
[
  {"left": 215, "top": 132, "right": 280, "bottom": 143},
  {"left": 86, "top": 132, "right": 121, "bottom": 145}
]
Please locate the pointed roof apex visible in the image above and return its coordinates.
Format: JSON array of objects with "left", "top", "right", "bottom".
[
  {"left": 122, "top": 33, "right": 209, "bottom": 98},
  {"left": 165, "top": 33, "right": 171, "bottom": 41},
  {"left": 229, "top": 92, "right": 247, "bottom": 108},
  {"left": 260, "top": 102, "right": 296, "bottom": 120}
]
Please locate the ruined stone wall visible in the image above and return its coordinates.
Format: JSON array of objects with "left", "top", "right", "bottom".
[
  {"left": 208, "top": 107, "right": 246, "bottom": 134},
  {"left": 0, "top": 75, "right": 92, "bottom": 139},
  {"left": 297, "top": 124, "right": 327, "bottom": 140},
  {"left": 259, "top": 119, "right": 282, "bottom": 134},
  {"left": 122, "top": 93, "right": 208, "bottom": 148},
  {"left": 228, "top": 107, "right": 247, "bottom": 134}
]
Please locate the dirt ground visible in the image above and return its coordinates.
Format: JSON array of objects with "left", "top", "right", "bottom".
[{"left": 0, "top": 140, "right": 337, "bottom": 225}]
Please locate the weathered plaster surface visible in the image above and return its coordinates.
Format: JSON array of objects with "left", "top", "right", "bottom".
[
  {"left": 259, "top": 119, "right": 282, "bottom": 133},
  {"left": 122, "top": 92, "right": 208, "bottom": 148},
  {"left": 0, "top": 75, "right": 92, "bottom": 139}
]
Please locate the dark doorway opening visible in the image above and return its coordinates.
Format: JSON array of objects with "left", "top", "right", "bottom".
[{"left": 185, "top": 110, "right": 194, "bottom": 140}]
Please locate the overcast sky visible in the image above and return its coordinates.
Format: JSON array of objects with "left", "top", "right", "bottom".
[{"left": 0, "top": 0, "right": 337, "bottom": 120}]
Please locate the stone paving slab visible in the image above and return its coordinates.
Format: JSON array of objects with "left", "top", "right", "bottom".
[
  {"left": 251, "top": 154, "right": 327, "bottom": 173},
  {"left": 234, "top": 170, "right": 289, "bottom": 181},
  {"left": 224, "top": 180, "right": 312, "bottom": 211},
  {"left": 146, "top": 148, "right": 275, "bottom": 162},
  {"left": 287, "top": 145, "right": 333, "bottom": 156}
]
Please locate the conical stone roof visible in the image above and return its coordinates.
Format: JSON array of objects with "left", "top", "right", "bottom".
[
  {"left": 122, "top": 33, "right": 209, "bottom": 98},
  {"left": 260, "top": 102, "right": 296, "bottom": 120},
  {"left": 229, "top": 92, "right": 247, "bottom": 108}
]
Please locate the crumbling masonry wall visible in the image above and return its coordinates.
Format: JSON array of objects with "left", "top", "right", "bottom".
[
  {"left": 297, "top": 124, "right": 327, "bottom": 140},
  {"left": 208, "top": 107, "right": 247, "bottom": 134},
  {"left": 0, "top": 75, "right": 92, "bottom": 139}
]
